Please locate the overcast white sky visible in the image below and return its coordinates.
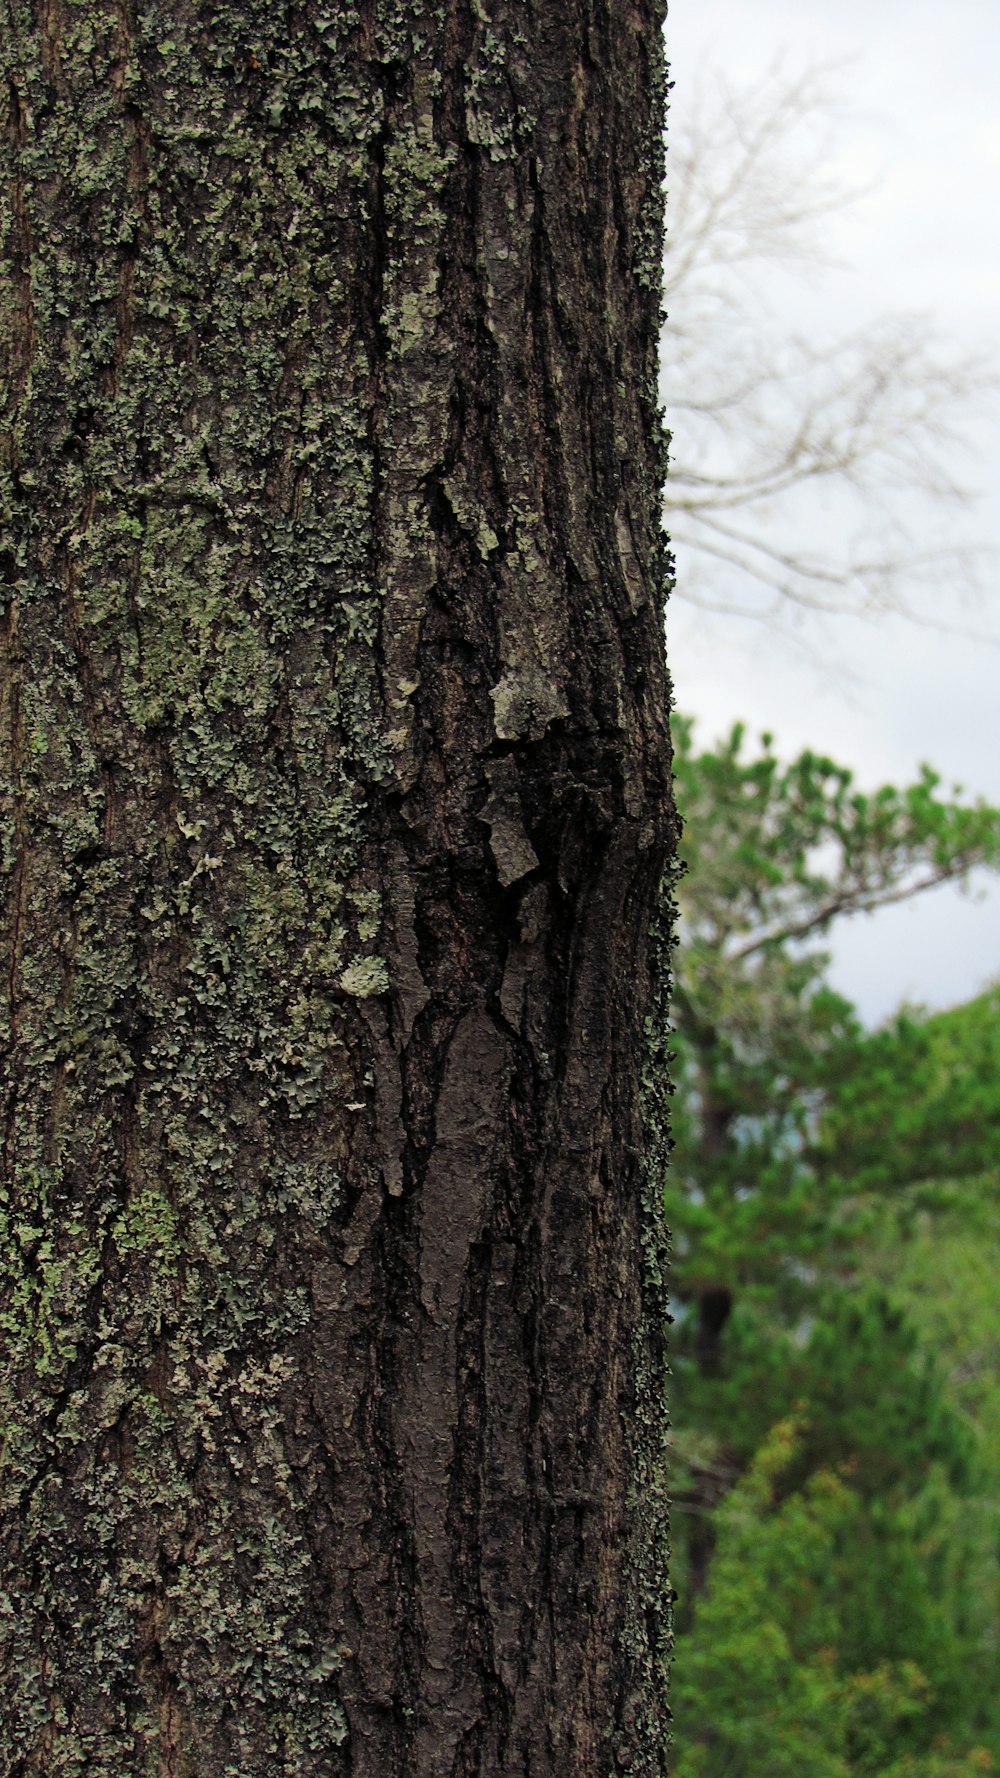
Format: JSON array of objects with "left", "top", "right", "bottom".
[{"left": 664, "top": 0, "right": 1000, "bottom": 1024}]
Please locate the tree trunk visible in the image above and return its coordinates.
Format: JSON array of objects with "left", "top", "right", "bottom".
[
  {"left": 694, "top": 1286, "right": 733, "bottom": 1376},
  {"left": 0, "top": 3, "right": 674, "bottom": 1773}
]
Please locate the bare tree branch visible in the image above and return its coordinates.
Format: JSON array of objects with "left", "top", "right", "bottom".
[
  {"left": 728, "top": 861, "right": 987, "bottom": 964},
  {"left": 662, "top": 62, "right": 998, "bottom": 629}
]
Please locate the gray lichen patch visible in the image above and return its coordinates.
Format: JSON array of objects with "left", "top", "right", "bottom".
[{"left": 489, "top": 667, "right": 570, "bottom": 743}]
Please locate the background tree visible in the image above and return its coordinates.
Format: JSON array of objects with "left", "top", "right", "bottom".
[
  {"left": 661, "top": 54, "right": 1000, "bottom": 1778},
  {"left": 668, "top": 715, "right": 1000, "bottom": 1367},
  {"left": 0, "top": 5, "right": 674, "bottom": 1774},
  {"left": 666, "top": 721, "right": 1000, "bottom": 1776},
  {"left": 662, "top": 64, "right": 991, "bottom": 627}
]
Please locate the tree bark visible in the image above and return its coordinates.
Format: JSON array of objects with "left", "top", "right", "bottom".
[{"left": 0, "top": 3, "right": 674, "bottom": 1773}]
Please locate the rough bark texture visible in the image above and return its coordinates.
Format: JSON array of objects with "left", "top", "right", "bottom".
[{"left": 0, "top": 2, "right": 674, "bottom": 1774}]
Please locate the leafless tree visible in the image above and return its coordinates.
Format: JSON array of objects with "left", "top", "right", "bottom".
[{"left": 662, "top": 64, "right": 995, "bottom": 632}]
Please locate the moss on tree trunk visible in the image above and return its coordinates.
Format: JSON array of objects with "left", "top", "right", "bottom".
[{"left": 0, "top": 1, "right": 674, "bottom": 1771}]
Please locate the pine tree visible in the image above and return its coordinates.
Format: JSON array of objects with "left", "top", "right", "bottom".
[{"left": 0, "top": 5, "right": 674, "bottom": 1772}]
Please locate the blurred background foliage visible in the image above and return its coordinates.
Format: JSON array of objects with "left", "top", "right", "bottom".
[
  {"left": 666, "top": 718, "right": 1000, "bottom": 1775},
  {"left": 662, "top": 52, "right": 1000, "bottom": 1777}
]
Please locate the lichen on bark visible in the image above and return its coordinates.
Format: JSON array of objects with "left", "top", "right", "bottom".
[{"left": 1, "top": 2, "right": 674, "bottom": 1773}]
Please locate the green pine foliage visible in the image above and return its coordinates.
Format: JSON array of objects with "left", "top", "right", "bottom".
[
  {"left": 667, "top": 718, "right": 1000, "bottom": 1777},
  {"left": 821, "top": 988, "right": 1000, "bottom": 1195}
]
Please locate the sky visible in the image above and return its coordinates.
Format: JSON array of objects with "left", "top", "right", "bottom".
[{"left": 663, "top": 0, "right": 1000, "bottom": 1024}]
